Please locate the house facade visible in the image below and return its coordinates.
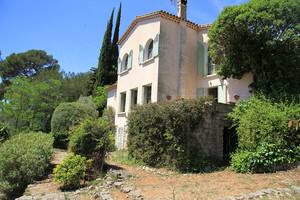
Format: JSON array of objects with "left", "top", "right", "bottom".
[{"left": 106, "top": 0, "right": 253, "bottom": 150}]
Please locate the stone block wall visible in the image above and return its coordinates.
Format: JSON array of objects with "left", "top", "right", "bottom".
[{"left": 190, "top": 103, "right": 234, "bottom": 160}]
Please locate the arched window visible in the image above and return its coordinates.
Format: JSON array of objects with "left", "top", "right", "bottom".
[
  {"left": 144, "top": 39, "right": 154, "bottom": 61},
  {"left": 147, "top": 40, "right": 153, "bottom": 59},
  {"left": 122, "top": 54, "right": 128, "bottom": 71}
]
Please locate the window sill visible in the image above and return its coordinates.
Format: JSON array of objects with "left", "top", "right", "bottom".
[
  {"left": 140, "top": 55, "right": 157, "bottom": 65},
  {"left": 119, "top": 69, "right": 129, "bottom": 75},
  {"left": 201, "top": 73, "right": 218, "bottom": 79},
  {"left": 118, "top": 112, "right": 126, "bottom": 116}
]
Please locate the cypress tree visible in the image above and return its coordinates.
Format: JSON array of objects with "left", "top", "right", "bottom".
[
  {"left": 110, "top": 3, "right": 122, "bottom": 84},
  {"left": 94, "top": 8, "right": 115, "bottom": 91}
]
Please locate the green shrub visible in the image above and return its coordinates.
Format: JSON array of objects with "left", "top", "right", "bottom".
[
  {"left": 92, "top": 85, "right": 109, "bottom": 116},
  {"left": 0, "top": 132, "right": 53, "bottom": 198},
  {"left": 229, "top": 96, "right": 300, "bottom": 151},
  {"left": 229, "top": 96, "right": 300, "bottom": 173},
  {"left": 127, "top": 97, "right": 216, "bottom": 172},
  {"left": 53, "top": 153, "right": 92, "bottom": 189},
  {"left": 69, "top": 117, "right": 115, "bottom": 169},
  {"left": 51, "top": 102, "right": 98, "bottom": 148},
  {"left": 102, "top": 106, "right": 115, "bottom": 125},
  {"left": 231, "top": 142, "right": 300, "bottom": 173}
]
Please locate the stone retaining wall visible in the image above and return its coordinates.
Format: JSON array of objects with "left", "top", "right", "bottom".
[{"left": 190, "top": 103, "right": 234, "bottom": 160}]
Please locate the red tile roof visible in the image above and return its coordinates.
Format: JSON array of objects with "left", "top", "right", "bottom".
[
  {"left": 117, "top": 10, "right": 212, "bottom": 45},
  {"left": 104, "top": 83, "right": 117, "bottom": 91}
]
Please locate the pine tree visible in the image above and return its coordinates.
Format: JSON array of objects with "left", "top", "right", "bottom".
[
  {"left": 94, "top": 8, "right": 115, "bottom": 92},
  {"left": 110, "top": 3, "right": 122, "bottom": 84}
]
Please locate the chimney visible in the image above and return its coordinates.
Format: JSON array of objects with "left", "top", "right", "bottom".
[{"left": 177, "top": 0, "right": 187, "bottom": 20}]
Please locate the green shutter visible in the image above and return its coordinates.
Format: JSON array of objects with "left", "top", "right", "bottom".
[
  {"left": 117, "top": 58, "right": 121, "bottom": 74},
  {"left": 218, "top": 84, "right": 227, "bottom": 103},
  {"left": 139, "top": 44, "right": 144, "bottom": 64},
  {"left": 197, "top": 41, "right": 205, "bottom": 76},
  {"left": 197, "top": 88, "right": 204, "bottom": 99},
  {"left": 153, "top": 33, "right": 159, "bottom": 57},
  {"left": 128, "top": 50, "right": 133, "bottom": 70}
]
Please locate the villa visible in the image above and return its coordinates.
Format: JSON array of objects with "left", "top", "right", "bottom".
[{"left": 105, "top": 0, "right": 253, "bottom": 150}]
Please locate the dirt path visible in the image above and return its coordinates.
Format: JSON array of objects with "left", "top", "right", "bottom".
[
  {"left": 26, "top": 149, "right": 300, "bottom": 200},
  {"left": 107, "top": 160, "right": 300, "bottom": 200},
  {"left": 27, "top": 149, "right": 68, "bottom": 196}
]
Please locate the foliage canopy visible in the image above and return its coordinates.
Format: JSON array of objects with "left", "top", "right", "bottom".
[
  {"left": 0, "top": 49, "right": 59, "bottom": 83},
  {"left": 208, "top": 0, "right": 300, "bottom": 99},
  {"left": 0, "top": 76, "right": 62, "bottom": 133}
]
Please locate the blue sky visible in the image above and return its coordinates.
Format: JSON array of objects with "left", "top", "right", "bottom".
[{"left": 0, "top": 0, "right": 249, "bottom": 74}]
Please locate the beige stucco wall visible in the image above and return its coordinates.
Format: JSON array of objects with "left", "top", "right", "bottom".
[
  {"left": 157, "top": 18, "right": 181, "bottom": 101},
  {"left": 184, "top": 25, "right": 198, "bottom": 99},
  {"left": 226, "top": 73, "right": 253, "bottom": 102},
  {"left": 196, "top": 73, "right": 253, "bottom": 103},
  {"left": 115, "top": 18, "right": 161, "bottom": 128},
  {"left": 106, "top": 88, "right": 117, "bottom": 110}
]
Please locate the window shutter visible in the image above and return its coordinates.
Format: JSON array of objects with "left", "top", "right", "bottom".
[
  {"left": 128, "top": 50, "right": 133, "bottom": 70},
  {"left": 139, "top": 44, "right": 144, "bottom": 64},
  {"left": 197, "top": 88, "right": 204, "bottom": 99},
  {"left": 218, "top": 84, "right": 227, "bottom": 104},
  {"left": 153, "top": 34, "right": 159, "bottom": 57},
  {"left": 117, "top": 58, "right": 121, "bottom": 74},
  {"left": 197, "top": 41, "right": 205, "bottom": 76}
]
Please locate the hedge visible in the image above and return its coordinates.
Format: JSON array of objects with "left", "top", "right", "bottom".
[{"left": 127, "top": 97, "right": 216, "bottom": 172}]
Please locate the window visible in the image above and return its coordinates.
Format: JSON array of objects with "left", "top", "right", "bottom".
[
  {"left": 147, "top": 40, "right": 153, "bottom": 59},
  {"left": 118, "top": 50, "right": 133, "bottom": 74},
  {"left": 143, "top": 85, "right": 152, "bottom": 104},
  {"left": 119, "top": 92, "right": 126, "bottom": 112},
  {"left": 144, "top": 39, "right": 154, "bottom": 61},
  {"left": 130, "top": 89, "right": 138, "bottom": 107},
  {"left": 122, "top": 54, "right": 128, "bottom": 71},
  {"left": 197, "top": 43, "right": 218, "bottom": 76},
  {"left": 207, "top": 47, "right": 215, "bottom": 75},
  {"left": 139, "top": 34, "right": 159, "bottom": 64}
]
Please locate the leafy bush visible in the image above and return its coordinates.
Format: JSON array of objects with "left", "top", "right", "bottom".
[
  {"left": 127, "top": 97, "right": 216, "bottom": 172},
  {"left": 231, "top": 142, "right": 300, "bottom": 173},
  {"left": 229, "top": 96, "right": 300, "bottom": 173},
  {"left": 103, "top": 106, "right": 116, "bottom": 152},
  {"left": 92, "top": 85, "right": 108, "bottom": 116},
  {"left": 0, "top": 132, "right": 53, "bottom": 198},
  {"left": 229, "top": 96, "right": 300, "bottom": 151},
  {"left": 69, "top": 117, "right": 115, "bottom": 169},
  {"left": 0, "top": 122, "right": 10, "bottom": 143},
  {"left": 51, "top": 102, "right": 98, "bottom": 148},
  {"left": 53, "top": 153, "right": 92, "bottom": 189},
  {"left": 102, "top": 106, "right": 115, "bottom": 125}
]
